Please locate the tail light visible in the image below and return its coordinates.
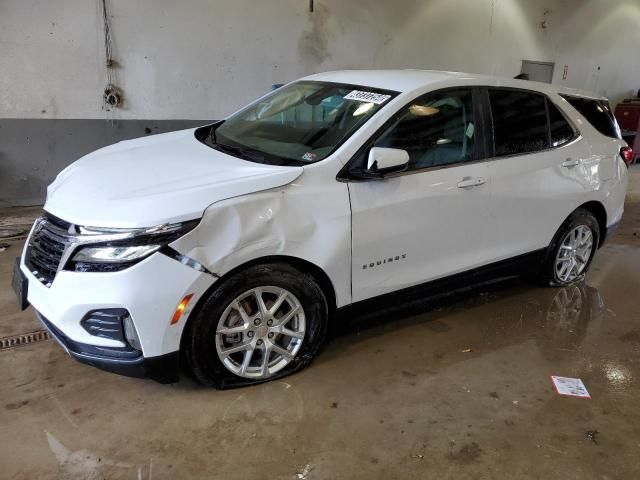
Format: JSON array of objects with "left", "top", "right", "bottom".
[{"left": 620, "top": 146, "right": 633, "bottom": 167}]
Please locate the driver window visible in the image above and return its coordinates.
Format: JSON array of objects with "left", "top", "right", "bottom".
[{"left": 374, "top": 89, "right": 475, "bottom": 171}]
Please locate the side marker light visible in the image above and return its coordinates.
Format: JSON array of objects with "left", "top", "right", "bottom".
[{"left": 171, "top": 294, "right": 194, "bottom": 325}]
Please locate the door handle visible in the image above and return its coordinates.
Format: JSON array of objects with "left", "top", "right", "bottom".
[
  {"left": 457, "top": 176, "right": 486, "bottom": 189},
  {"left": 561, "top": 158, "right": 581, "bottom": 168}
]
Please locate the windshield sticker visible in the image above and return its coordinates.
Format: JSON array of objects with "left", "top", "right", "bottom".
[
  {"left": 344, "top": 90, "right": 391, "bottom": 105},
  {"left": 302, "top": 152, "right": 317, "bottom": 162}
]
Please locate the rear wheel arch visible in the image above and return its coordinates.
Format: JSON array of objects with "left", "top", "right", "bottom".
[
  {"left": 576, "top": 201, "right": 607, "bottom": 247},
  {"left": 535, "top": 207, "right": 600, "bottom": 286}
]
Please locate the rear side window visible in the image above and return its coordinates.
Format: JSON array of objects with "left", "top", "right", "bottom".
[
  {"left": 560, "top": 95, "right": 620, "bottom": 139},
  {"left": 489, "top": 89, "right": 548, "bottom": 156},
  {"left": 548, "top": 101, "right": 575, "bottom": 147}
]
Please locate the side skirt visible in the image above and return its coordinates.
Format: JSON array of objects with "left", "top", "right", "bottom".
[{"left": 338, "top": 249, "right": 546, "bottom": 317}]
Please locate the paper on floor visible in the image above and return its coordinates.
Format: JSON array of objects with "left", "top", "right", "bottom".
[{"left": 551, "top": 376, "right": 591, "bottom": 398}]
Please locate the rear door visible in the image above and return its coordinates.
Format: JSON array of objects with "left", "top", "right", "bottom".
[
  {"left": 483, "top": 88, "right": 591, "bottom": 261},
  {"left": 348, "top": 88, "right": 493, "bottom": 302}
]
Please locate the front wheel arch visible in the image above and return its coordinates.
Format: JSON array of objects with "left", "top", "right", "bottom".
[
  {"left": 182, "top": 261, "right": 329, "bottom": 387},
  {"left": 179, "top": 256, "right": 336, "bottom": 364}
]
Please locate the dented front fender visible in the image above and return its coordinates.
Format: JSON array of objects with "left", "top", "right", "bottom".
[{"left": 171, "top": 170, "right": 352, "bottom": 308}]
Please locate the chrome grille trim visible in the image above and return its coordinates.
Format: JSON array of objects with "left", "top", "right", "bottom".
[
  {"left": 24, "top": 213, "right": 195, "bottom": 287},
  {"left": 25, "top": 216, "right": 73, "bottom": 287}
]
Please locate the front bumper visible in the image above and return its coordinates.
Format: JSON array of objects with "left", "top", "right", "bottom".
[
  {"left": 37, "top": 311, "right": 180, "bottom": 383},
  {"left": 18, "top": 244, "right": 216, "bottom": 382}
]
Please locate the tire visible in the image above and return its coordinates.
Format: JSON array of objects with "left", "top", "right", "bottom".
[
  {"left": 537, "top": 208, "right": 600, "bottom": 287},
  {"left": 185, "top": 263, "right": 328, "bottom": 388}
]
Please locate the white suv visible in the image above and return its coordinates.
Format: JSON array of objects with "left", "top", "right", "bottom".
[{"left": 13, "top": 70, "right": 628, "bottom": 387}]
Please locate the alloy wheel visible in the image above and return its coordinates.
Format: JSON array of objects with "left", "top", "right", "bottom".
[
  {"left": 554, "top": 225, "right": 594, "bottom": 283},
  {"left": 215, "top": 286, "right": 306, "bottom": 379}
]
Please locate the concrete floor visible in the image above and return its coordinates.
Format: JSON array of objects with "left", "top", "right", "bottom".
[{"left": 2, "top": 170, "right": 640, "bottom": 480}]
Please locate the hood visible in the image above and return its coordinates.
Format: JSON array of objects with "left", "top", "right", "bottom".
[{"left": 45, "top": 128, "right": 303, "bottom": 228}]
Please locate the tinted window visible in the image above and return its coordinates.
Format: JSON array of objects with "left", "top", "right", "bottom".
[
  {"left": 548, "top": 101, "right": 575, "bottom": 147},
  {"left": 489, "top": 89, "right": 548, "bottom": 156},
  {"left": 560, "top": 95, "right": 620, "bottom": 139},
  {"left": 374, "top": 89, "right": 475, "bottom": 170}
]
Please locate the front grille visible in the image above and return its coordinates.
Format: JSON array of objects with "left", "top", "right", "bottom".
[
  {"left": 43, "top": 212, "right": 72, "bottom": 230},
  {"left": 24, "top": 214, "right": 73, "bottom": 287}
]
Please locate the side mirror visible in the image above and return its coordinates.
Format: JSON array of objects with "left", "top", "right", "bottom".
[{"left": 366, "top": 147, "right": 409, "bottom": 175}]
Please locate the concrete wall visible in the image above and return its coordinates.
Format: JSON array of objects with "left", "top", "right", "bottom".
[
  {"left": 0, "top": 119, "right": 206, "bottom": 207},
  {"left": 2, "top": 0, "right": 640, "bottom": 205}
]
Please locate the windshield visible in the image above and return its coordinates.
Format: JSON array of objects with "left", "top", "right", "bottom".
[{"left": 197, "top": 81, "right": 398, "bottom": 166}]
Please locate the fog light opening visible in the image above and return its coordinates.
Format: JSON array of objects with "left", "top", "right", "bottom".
[
  {"left": 123, "top": 315, "right": 142, "bottom": 351},
  {"left": 171, "top": 294, "right": 194, "bottom": 325}
]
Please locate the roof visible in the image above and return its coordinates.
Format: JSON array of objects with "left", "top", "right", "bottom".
[{"left": 303, "top": 69, "right": 607, "bottom": 101}]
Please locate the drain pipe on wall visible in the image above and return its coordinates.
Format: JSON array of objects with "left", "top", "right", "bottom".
[{"left": 101, "top": 0, "right": 123, "bottom": 109}]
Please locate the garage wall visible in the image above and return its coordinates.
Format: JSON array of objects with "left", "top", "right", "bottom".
[
  {"left": 2, "top": 0, "right": 639, "bottom": 206},
  {"left": 549, "top": 1, "right": 640, "bottom": 101}
]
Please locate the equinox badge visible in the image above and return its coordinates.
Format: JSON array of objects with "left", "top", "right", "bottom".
[{"left": 362, "top": 254, "right": 407, "bottom": 270}]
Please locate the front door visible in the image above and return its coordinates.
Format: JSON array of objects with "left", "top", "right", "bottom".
[{"left": 348, "top": 88, "right": 492, "bottom": 302}]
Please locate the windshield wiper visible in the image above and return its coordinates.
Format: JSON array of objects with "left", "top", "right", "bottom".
[{"left": 214, "top": 142, "right": 265, "bottom": 162}]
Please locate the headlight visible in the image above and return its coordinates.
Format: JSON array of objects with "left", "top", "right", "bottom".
[
  {"left": 67, "top": 220, "right": 198, "bottom": 273},
  {"left": 73, "top": 245, "right": 162, "bottom": 263}
]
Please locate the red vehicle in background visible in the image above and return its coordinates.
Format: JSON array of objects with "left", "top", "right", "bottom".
[{"left": 614, "top": 90, "right": 640, "bottom": 165}]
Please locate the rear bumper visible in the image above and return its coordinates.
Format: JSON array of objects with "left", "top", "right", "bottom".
[{"left": 36, "top": 311, "right": 180, "bottom": 383}]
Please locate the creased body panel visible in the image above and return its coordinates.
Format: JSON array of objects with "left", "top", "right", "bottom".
[
  {"left": 587, "top": 136, "right": 629, "bottom": 229},
  {"left": 172, "top": 162, "right": 352, "bottom": 307}
]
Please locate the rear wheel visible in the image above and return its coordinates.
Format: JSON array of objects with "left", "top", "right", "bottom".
[
  {"left": 185, "top": 263, "right": 328, "bottom": 388},
  {"left": 538, "top": 209, "right": 600, "bottom": 286}
]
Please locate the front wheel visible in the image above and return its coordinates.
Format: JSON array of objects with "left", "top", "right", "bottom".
[
  {"left": 185, "top": 263, "right": 328, "bottom": 388},
  {"left": 538, "top": 208, "right": 600, "bottom": 286}
]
